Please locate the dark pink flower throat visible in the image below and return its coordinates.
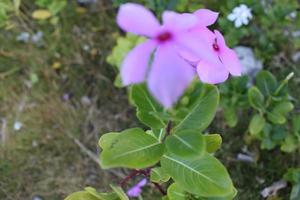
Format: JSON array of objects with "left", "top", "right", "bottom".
[
  {"left": 213, "top": 39, "right": 220, "bottom": 52},
  {"left": 156, "top": 31, "right": 173, "bottom": 43}
]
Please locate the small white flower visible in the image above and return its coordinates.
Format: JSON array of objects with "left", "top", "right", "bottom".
[
  {"left": 227, "top": 4, "right": 253, "bottom": 28},
  {"left": 289, "top": 11, "right": 297, "bottom": 19},
  {"left": 31, "top": 31, "right": 43, "bottom": 43},
  {"left": 13, "top": 121, "right": 23, "bottom": 131},
  {"left": 16, "top": 32, "right": 30, "bottom": 42}
]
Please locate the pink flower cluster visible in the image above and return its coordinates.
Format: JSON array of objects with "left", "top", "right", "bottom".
[{"left": 117, "top": 3, "right": 242, "bottom": 108}]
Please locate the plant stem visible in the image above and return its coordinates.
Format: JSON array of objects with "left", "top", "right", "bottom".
[
  {"left": 119, "top": 170, "right": 140, "bottom": 187},
  {"left": 152, "top": 182, "right": 167, "bottom": 195}
]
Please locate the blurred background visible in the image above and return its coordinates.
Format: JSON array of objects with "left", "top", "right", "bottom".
[{"left": 0, "top": 0, "right": 299, "bottom": 199}]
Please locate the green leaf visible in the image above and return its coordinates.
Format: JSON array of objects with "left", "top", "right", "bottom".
[
  {"left": 249, "top": 114, "right": 265, "bottom": 137},
  {"left": 248, "top": 86, "right": 265, "bottom": 111},
  {"left": 199, "top": 187, "right": 237, "bottom": 199},
  {"left": 85, "top": 187, "right": 118, "bottom": 200},
  {"left": 130, "top": 84, "right": 166, "bottom": 129},
  {"left": 65, "top": 191, "right": 100, "bottom": 200},
  {"left": 161, "top": 153, "right": 234, "bottom": 197},
  {"left": 223, "top": 107, "right": 238, "bottom": 128},
  {"left": 281, "top": 135, "right": 299, "bottom": 153},
  {"left": 48, "top": 1, "right": 67, "bottom": 15},
  {"left": 110, "top": 185, "right": 129, "bottom": 200},
  {"left": 167, "top": 183, "right": 186, "bottom": 200},
  {"left": 166, "top": 130, "right": 205, "bottom": 158},
  {"left": 204, "top": 134, "right": 222, "bottom": 153},
  {"left": 100, "top": 128, "right": 165, "bottom": 169},
  {"left": 292, "top": 115, "right": 300, "bottom": 137},
  {"left": 150, "top": 167, "right": 170, "bottom": 184},
  {"left": 284, "top": 168, "right": 300, "bottom": 184},
  {"left": 267, "top": 101, "right": 294, "bottom": 124},
  {"left": 256, "top": 70, "right": 278, "bottom": 96},
  {"left": 174, "top": 84, "right": 219, "bottom": 133}
]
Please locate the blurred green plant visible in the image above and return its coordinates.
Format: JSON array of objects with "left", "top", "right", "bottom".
[
  {"left": 0, "top": 0, "right": 21, "bottom": 27},
  {"left": 247, "top": 71, "right": 297, "bottom": 151},
  {"left": 284, "top": 168, "right": 300, "bottom": 200},
  {"left": 219, "top": 76, "right": 249, "bottom": 127}
]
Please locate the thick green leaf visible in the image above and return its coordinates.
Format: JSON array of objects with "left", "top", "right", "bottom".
[
  {"left": 100, "top": 128, "right": 165, "bottom": 169},
  {"left": 166, "top": 130, "right": 205, "bottom": 158},
  {"left": 249, "top": 114, "right": 265, "bottom": 136},
  {"left": 167, "top": 183, "right": 186, "bottom": 200},
  {"left": 110, "top": 185, "right": 129, "bottom": 200},
  {"left": 85, "top": 187, "right": 118, "bottom": 200},
  {"left": 248, "top": 86, "right": 265, "bottom": 111},
  {"left": 130, "top": 84, "right": 166, "bottom": 129},
  {"left": 281, "top": 135, "right": 299, "bottom": 153},
  {"left": 204, "top": 134, "right": 222, "bottom": 153},
  {"left": 65, "top": 191, "right": 100, "bottom": 200},
  {"left": 174, "top": 84, "right": 219, "bottom": 133},
  {"left": 199, "top": 187, "right": 237, "bottom": 200},
  {"left": 256, "top": 70, "right": 278, "bottom": 96},
  {"left": 284, "top": 168, "right": 300, "bottom": 184},
  {"left": 161, "top": 153, "right": 234, "bottom": 197},
  {"left": 267, "top": 111, "right": 286, "bottom": 124},
  {"left": 267, "top": 101, "right": 294, "bottom": 124},
  {"left": 150, "top": 167, "right": 170, "bottom": 184},
  {"left": 223, "top": 107, "right": 238, "bottom": 128},
  {"left": 292, "top": 115, "right": 300, "bottom": 138}
]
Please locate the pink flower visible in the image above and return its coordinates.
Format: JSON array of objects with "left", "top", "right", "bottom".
[
  {"left": 127, "top": 178, "right": 147, "bottom": 197},
  {"left": 117, "top": 3, "right": 218, "bottom": 108},
  {"left": 182, "top": 27, "right": 242, "bottom": 84}
]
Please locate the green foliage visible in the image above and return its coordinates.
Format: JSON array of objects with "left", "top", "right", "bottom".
[
  {"left": 161, "top": 153, "right": 234, "bottom": 197},
  {"left": 130, "top": 84, "right": 166, "bottom": 129},
  {"left": 166, "top": 130, "right": 206, "bottom": 158},
  {"left": 35, "top": 0, "right": 67, "bottom": 15},
  {"left": 65, "top": 187, "right": 119, "bottom": 200},
  {"left": 0, "top": 0, "right": 18, "bottom": 27},
  {"left": 174, "top": 84, "right": 219, "bottom": 133},
  {"left": 65, "top": 191, "right": 100, "bottom": 200},
  {"left": 249, "top": 114, "right": 265, "bottom": 137},
  {"left": 248, "top": 86, "right": 265, "bottom": 111},
  {"left": 246, "top": 71, "right": 296, "bottom": 151},
  {"left": 167, "top": 183, "right": 186, "bottom": 200},
  {"left": 99, "top": 128, "right": 165, "bottom": 169},
  {"left": 95, "top": 83, "right": 235, "bottom": 199},
  {"left": 284, "top": 169, "right": 300, "bottom": 200},
  {"left": 110, "top": 185, "right": 129, "bottom": 200},
  {"left": 204, "top": 134, "right": 222, "bottom": 153},
  {"left": 219, "top": 76, "right": 249, "bottom": 127},
  {"left": 150, "top": 167, "right": 170, "bottom": 184}
]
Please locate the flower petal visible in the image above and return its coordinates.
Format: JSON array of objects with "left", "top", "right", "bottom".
[
  {"left": 127, "top": 187, "right": 142, "bottom": 197},
  {"left": 162, "top": 11, "right": 198, "bottom": 31},
  {"left": 197, "top": 60, "right": 229, "bottom": 84},
  {"left": 117, "top": 3, "right": 160, "bottom": 37},
  {"left": 194, "top": 9, "right": 219, "bottom": 27},
  {"left": 214, "top": 30, "right": 226, "bottom": 49},
  {"left": 220, "top": 48, "right": 242, "bottom": 76},
  {"left": 121, "top": 40, "right": 157, "bottom": 85},
  {"left": 176, "top": 28, "right": 216, "bottom": 63},
  {"left": 148, "top": 44, "right": 195, "bottom": 108}
]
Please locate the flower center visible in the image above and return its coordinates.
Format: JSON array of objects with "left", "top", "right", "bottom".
[
  {"left": 213, "top": 39, "right": 220, "bottom": 52},
  {"left": 156, "top": 31, "right": 172, "bottom": 43}
]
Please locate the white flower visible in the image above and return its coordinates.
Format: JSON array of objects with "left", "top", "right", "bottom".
[
  {"left": 13, "top": 121, "right": 23, "bottom": 131},
  {"left": 31, "top": 31, "right": 43, "bottom": 43},
  {"left": 16, "top": 32, "right": 30, "bottom": 42},
  {"left": 227, "top": 4, "right": 253, "bottom": 28}
]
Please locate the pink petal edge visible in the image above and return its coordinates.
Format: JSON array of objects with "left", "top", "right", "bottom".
[
  {"left": 117, "top": 3, "right": 160, "bottom": 37},
  {"left": 121, "top": 40, "right": 157, "bottom": 85}
]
